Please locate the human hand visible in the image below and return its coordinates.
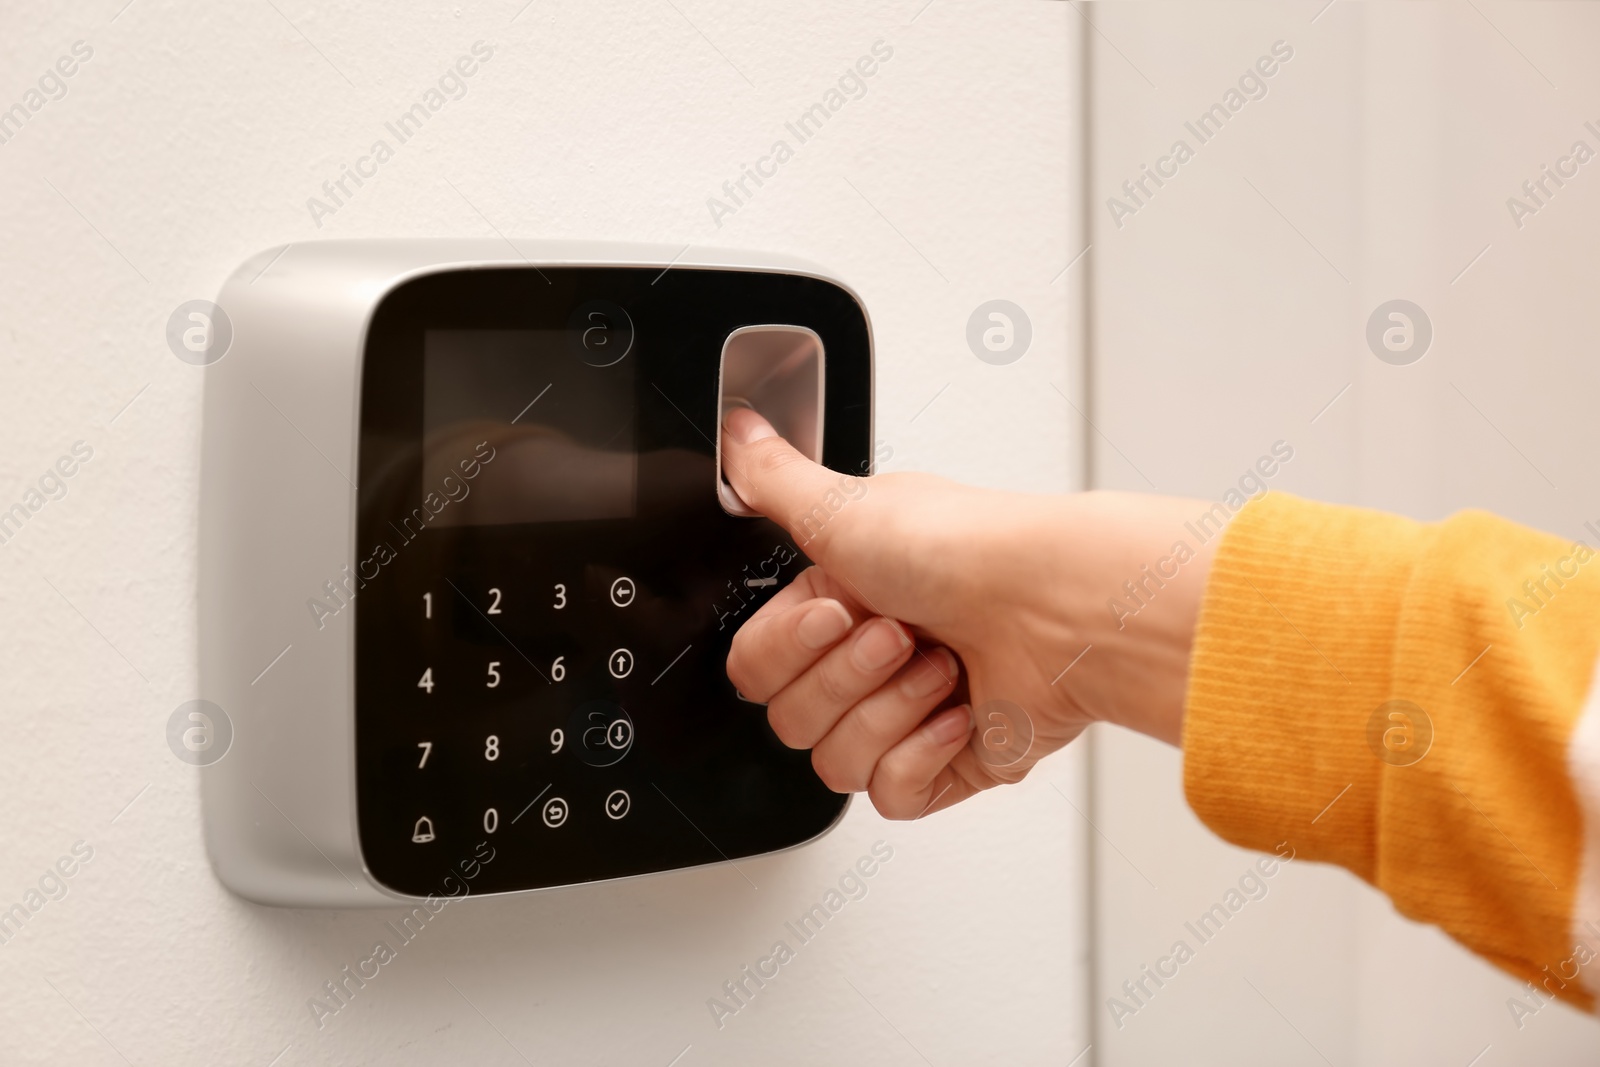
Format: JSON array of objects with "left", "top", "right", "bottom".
[{"left": 721, "top": 407, "right": 1215, "bottom": 819}]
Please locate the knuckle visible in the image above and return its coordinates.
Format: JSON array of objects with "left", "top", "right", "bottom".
[
  {"left": 866, "top": 779, "right": 915, "bottom": 821},
  {"left": 724, "top": 652, "right": 767, "bottom": 703},
  {"left": 766, "top": 701, "right": 813, "bottom": 750},
  {"left": 813, "top": 736, "right": 872, "bottom": 794},
  {"left": 852, "top": 695, "right": 895, "bottom": 741},
  {"left": 983, "top": 760, "right": 1033, "bottom": 787},
  {"left": 811, "top": 750, "right": 862, "bottom": 795},
  {"left": 809, "top": 663, "right": 854, "bottom": 710},
  {"left": 767, "top": 715, "right": 802, "bottom": 750},
  {"left": 724, "top": 652, "right": 749, "bottom": 694},
  {"left": 874, "top": 750, "right": 914, "bottom": 794}
]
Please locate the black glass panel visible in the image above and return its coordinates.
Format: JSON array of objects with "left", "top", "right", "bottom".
[{"left": 354, "top": 266, "right": 871, "bottom": 896}]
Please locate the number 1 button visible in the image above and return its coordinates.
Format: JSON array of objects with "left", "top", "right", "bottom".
[{"left": 608, "top": 648, "right": 634, "bottom": 679}]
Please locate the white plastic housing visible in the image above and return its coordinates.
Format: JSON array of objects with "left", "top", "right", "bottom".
[{"left": 198, "top": 240, "right": 867, "bottom": 907}]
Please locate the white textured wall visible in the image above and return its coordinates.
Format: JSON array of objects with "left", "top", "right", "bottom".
[
  {"left": 1086, "top": 3, "right": 1600, "bottom": 1064},
  {"left": 0, "top": 2, "right": 1083, "bottom": 1065}
]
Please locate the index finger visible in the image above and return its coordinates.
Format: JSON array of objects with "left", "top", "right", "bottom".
[{"left": 722, "top": 407, "right": 866, "bottom": 567}]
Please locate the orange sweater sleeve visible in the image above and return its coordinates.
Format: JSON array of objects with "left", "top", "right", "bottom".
[{"left": 1183, "top": 492, "right": 1600, "bottom": 1016}]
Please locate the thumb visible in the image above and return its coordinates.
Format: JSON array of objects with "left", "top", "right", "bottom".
[{"left": 721, "top": 406, "right": 864, "bottom": 564}]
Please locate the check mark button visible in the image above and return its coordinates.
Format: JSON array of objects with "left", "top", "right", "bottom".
[{"left": 604, "top": 789, "right": 631, "bottom": 820}]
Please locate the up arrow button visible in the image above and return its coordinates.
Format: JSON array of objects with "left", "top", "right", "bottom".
[{"left": 607, "top": 647, "right": 634, "bottom": 679}]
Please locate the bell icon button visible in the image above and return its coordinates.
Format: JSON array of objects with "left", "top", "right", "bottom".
[{"left": 411, "top": 816, "right": 436, "bottom": 844}]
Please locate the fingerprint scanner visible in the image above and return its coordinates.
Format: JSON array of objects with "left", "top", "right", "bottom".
[{"left": 716, "top": 325, "right": 825, "bottom": 516}]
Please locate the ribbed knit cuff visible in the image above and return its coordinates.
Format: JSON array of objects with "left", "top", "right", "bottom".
[{"left": 1182, "top": 492, "right": 1428, "bottom": 880}]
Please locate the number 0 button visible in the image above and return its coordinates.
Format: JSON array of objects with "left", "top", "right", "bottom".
[{"left": 608, "top": 648, "right": 634, "bottom": 679}]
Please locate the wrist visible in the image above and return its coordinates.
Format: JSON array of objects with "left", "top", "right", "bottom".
[{"left": 1040, "top": 491, "right": 1218, "bottom": 746}]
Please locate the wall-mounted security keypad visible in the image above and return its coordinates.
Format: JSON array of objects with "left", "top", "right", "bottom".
[{"left": 353, "top": 265, "right": 873, "bottom": 896}]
